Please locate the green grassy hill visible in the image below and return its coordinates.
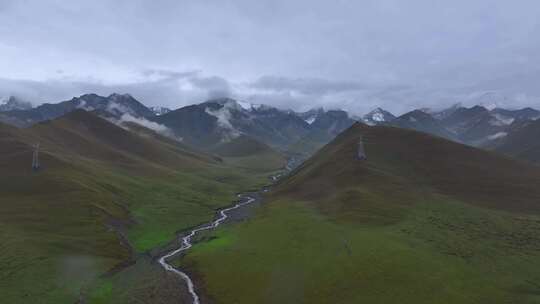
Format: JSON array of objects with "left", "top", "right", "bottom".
[
  {"left": 180, "top": 122, "right": 540, "bottom": 304},
  {"left": 281, "top": 122, "right": 540, "bottom": 214},
  {"left": 0, "top": 110, "right": 285, "bottom": 303}
]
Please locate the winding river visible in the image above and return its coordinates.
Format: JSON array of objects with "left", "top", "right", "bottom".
[
  {"left": 158, "top": 194, "right": 257, "bottom": 304},
  {"left": 157, "top": 157, "right": 299, "bottom": 304}
]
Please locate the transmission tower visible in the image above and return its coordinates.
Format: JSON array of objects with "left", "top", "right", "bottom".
[
  {"left": 357, "top": 136, "right": 367, "bottom": 160},
  {"left": 32, "top": 143, "right": 40, "bottom": 171}
]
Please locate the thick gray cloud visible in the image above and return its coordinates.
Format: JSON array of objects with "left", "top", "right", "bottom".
[
  {"left": 1, "top": 0, "right": 540, "bottom": 114},
  {"left": 250, "top": 76, "right": 368, "bottom": 95}
]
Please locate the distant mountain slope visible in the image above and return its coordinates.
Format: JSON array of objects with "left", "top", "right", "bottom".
[
  {"left": 0, "top": 93, "right": 153, "bottom": 127},
  {"left": 288, "top": 110, "right": 356, "bottom": 155},
  {"left": 362, "top": 107, "right": 396, "bottom": 125},
  {"left": 431, "top": 105, "right": 538, "bottom": 146},
  {"left": 426, "top": 102, "right": 462, "bottom": 120},
  {"left": 239, "top": 103, "right": 311, "bottom": 148},
  {"left": 441, "top": 105, "right": 490, "bottom": 135},
  {"left": 490, "top": 119, "right": 540, "bottom": 165},
  {"left": 151, "top": 102, "right": 226, "bottom": 148},
  {"left": 491, "top": 107, "right": 540, "bottom": 121},
  {"left": 0, "top": 96, "right": 33, "bottom": 112},
  {"left": 297, "top": 107, "right": 325, "bottom": 124},
  {"left": 458, "top": 112, "right": 510, "bottom": 145},
  {"left": 309, "top": 110, "right": 356, "bottom": 136},
  {"left": 390, "top": 110, "right": 457, "bottom": 140},
  {"left": 153, "top": 98, "right": 312, "bottom": 150}
]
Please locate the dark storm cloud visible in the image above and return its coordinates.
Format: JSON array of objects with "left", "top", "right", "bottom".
[{"left": 2, "top": 0, "right": 540, "bottom": 114}]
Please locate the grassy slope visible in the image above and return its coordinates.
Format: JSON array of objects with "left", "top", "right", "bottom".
[
  {"left": 180, "top": 123, "right": 540, "bottom": 304},
  {"left": 0, "top": 111, "right": 285, "bottom": 303}
]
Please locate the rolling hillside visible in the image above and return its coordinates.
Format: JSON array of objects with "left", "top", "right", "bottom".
[
  {"left": 280, "top": 123, "right": 540, "bottom": 213},
  {"left": 180, "top": 122, "right": 540, "bottom": 304},
  {"left": 0, "top": 110, "right": 285, "bottom": 304}
]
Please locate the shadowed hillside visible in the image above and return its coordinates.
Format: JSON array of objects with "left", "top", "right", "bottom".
[
  {"left": 25, "top": 109, "right": 215, "bottom": 169},
  {"left": 281, "top": 122, "right": 540, "bottom": 215},
  {"left": 181, "top": 122, "right": 540, "bottom": 304},
  {"left": 491, "top": 119, "right": 540, "bottom": 165}
]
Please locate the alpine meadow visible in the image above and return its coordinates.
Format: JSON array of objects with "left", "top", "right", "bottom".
[{"left": 2, "top": 1, "right": 540, "bottom": 303}]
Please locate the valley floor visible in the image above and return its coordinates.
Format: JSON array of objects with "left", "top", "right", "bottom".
[{"left": 0, "top": 153, "right": 284, "bottom": 304}]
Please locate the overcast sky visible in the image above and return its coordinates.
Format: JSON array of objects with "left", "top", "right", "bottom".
[{"left": 2, "top": 0, "right": 540, "bottom": 114}]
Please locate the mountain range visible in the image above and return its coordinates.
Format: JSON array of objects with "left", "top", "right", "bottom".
[
  {"left": 3, "top": 91, "right": 540, "bottom": 303},
  {"left": 0, "top": 93, "right": 153, "bottom": 127},
  {"left": 2, "top": 93, "right": 540, "bottom": 164},
  {"left": 0, "top": 94, "right": 357, "bottom": 157}
]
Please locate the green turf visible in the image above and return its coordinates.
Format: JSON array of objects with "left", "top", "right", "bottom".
[{"left": 180, "top": 198, "right": 540, "bottom": 304}]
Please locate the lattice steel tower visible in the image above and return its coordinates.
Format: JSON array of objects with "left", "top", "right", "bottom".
[
  {"left": 32, "top": 143, "right": 40, "bottom": 171},
  {"left": 357, "top": 136, "right": 367, "bottom": 160}
]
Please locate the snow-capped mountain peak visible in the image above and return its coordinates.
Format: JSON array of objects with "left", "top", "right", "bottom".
[{"left": 362, "top": 108, "right": 396, "bottom": 125}]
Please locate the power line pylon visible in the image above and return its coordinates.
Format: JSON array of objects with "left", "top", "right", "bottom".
[
  {"left": 357, "top": 136, "right": 367, "bottom": 160},
  {"left": 32, "top": 143, "right": 40, "bottom": 171}
]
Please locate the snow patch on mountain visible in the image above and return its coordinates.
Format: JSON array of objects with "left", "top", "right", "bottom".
[
  {"left": 372, "top": 112, "right": 385, "bottom": 122},
  {"left": 305, "top": 117, "right": 317, "bottom": 124},
  {"left": 362, "top": 108, "right": 395, "bottom": 125},
  {"left": 150, "top": 106, "right": 171, "bottom": 116}
]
